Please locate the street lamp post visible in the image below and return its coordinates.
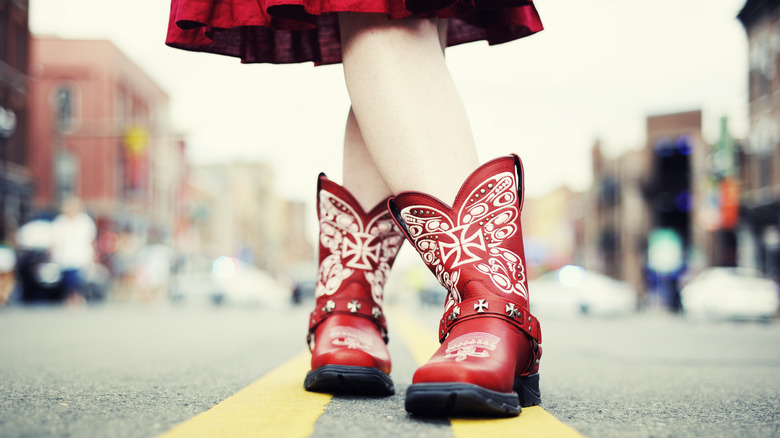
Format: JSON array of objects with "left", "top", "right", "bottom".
[{"left": 0, "top": 106, "right": 17, "bottom": 241}]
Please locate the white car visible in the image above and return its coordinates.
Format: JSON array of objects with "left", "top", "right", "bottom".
[
  {"left": 530, "top": 265, "right": 638, "bottom": 318},
  {"left": 210, "top": 256, "right": 288, "bottom": 308},
  {"left": 173, "top": 256, "right": 289, "bottom": 308},
  {"left": 681, "top": 267, "right": 779, "bottom": 321}
]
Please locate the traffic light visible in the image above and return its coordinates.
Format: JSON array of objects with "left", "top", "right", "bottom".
[{"left": 650, "top": 135, "right": 692, "bottom": 249}]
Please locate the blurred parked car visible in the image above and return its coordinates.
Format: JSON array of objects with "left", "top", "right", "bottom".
[
  {"left": 680, "top": 267, "right": 779, "bottom": 321},
  {"left": 172, "top": 256, "right": 288, "bottom": 308},
  {"left": 15, "top": 219, "right": 62, "bottom": 302},
  {"left": 530, "top": 265, "right": 637, "bottom": 318}
]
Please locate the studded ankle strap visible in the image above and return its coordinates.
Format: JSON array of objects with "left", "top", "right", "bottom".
[
  {"left": 307, "top": 296, "right": 389, "bottom": 350},
  {"left": 439, "top": 297, "right": 541, "bottom": 344}
]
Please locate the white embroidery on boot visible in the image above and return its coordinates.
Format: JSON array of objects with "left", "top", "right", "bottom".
[
  {"left": 399, "top": 171, "right": 529, "bottom": 312},
  {"left": 330, "top": 326, "right": 375, "bottom": 350},
  {"left": 315, "top": 190, "right": 402, "bottom": 306},
  {"left": 443, "top": 332, "right": 500, "bottom": 362}
]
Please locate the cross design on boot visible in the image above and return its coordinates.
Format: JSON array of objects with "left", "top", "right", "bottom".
[
  {"left": 439, "top": 224, "right": 486, "bottom": 268},
  {"left": 474, "top": 299, "right": 488, "bottom": 313},
  {"left": 322, "top": 300, "right": 335, "bottom": 313},
  {"left": 506, "top": 303, "right": 519, "bottom": 318},
  {"left": 372, "top": 306, "right": 382, "bottom": 319},
  {"left": 347, "top": 300, "right": 361, "bottom": 313},
  {"left": 342, "top": 232, "right": 382, "bottom": 270}
]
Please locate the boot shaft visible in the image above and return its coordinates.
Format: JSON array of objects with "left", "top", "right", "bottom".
[
  {"left": 310, "top": 174, "right": 404, "bottom": 344},
  {"left": 316, "top": 174, "right": 404, "bottom": 305},
  {"left": 388, "top": 155, "right": 540, "bottom": 344}
]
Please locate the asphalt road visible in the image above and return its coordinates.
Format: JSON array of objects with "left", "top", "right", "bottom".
[{"left": 1, "top": 299, "right": 778, "bottom": 438}]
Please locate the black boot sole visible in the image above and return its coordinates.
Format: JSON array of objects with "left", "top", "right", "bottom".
[
  {"left": 304, "top": 364, "right": 395, "bottom": 396},
  {"left": 405, "top": 383, "right": 520, "bottom": 417},
  {"left": 405, "top": 373, "right": 541, "bottom": 417}
]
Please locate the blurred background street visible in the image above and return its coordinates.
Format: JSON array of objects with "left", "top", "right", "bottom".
[
  {"left": 2, "top": 0, "right": 780, "bottom": 436},
  {"left": 1, "top": 0, "right": 778, "bottom": 318}
]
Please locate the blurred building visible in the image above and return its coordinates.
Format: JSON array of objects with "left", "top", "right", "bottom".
[
  {"left": 583, "top": 110, "right": 712, "bottom": 309},
  {"left": 522, "top": 187, "right": 584, "bottom": 279},
  {"left": 584, "top": 142, "right": 649, "bottom": 298},
  {"left": 0, "top": 0, "right": 33, "bottom": 242},
  {"left": 180, "top": 162, "right": 313, "bottom": 275},
  {"left": 26, "top": 38, "right": 186, "bottom": 253},
  {"left": 738, "top": 0, "right": 780, "bottom": 280}
]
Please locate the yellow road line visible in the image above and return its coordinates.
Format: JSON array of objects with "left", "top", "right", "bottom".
[
  {"left": 157, "top": 350, "right": 330, "bottom": 438},
  {"left": 392, "top": 307, "right": 584, "bottom": 438}
]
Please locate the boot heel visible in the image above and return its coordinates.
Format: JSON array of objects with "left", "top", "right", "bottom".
[{"left": 514, "top": 373, "right": 541, "bottom": 407}]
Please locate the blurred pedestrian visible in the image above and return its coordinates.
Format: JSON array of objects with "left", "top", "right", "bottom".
[
  {"left": 167, "top": 0, "right": 544, "bottom": 417},
  {"left": 50, "top": 197, "right": 96, "bottom": 306}
]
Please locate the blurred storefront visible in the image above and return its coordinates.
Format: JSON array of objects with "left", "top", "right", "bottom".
[{"left": 0, "top": 0, "right": 34, "bottom": 243}]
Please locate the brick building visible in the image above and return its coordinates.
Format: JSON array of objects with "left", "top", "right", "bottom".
[
  {"left": 0, "top": 0, "right": 33, "bottom": 242},
  {"left": 26, "top": 38, "right": 186, "bottom": 247},
  {"left": 738, "top": 0, "right": 780, "bottom": 279}
]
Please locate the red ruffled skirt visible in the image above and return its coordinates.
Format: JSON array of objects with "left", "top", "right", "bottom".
[{"left": 166, "top": 0, "right": 542, "bottom": 65}]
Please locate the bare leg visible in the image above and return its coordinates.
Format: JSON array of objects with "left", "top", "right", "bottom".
[
  {"left": 339, "top": 13, "right": 479, "bottom": 205},
  {"left": 342, "top": 107, "right": 393, "bottom": 210}
]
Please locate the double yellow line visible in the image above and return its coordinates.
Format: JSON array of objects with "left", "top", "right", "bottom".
[{"left": 159, "top": 310, "right": 583, "bottom": 438}]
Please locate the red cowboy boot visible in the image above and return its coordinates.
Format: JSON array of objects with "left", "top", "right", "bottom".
[
  {"left": 304, "top": 174, "right": 404, "bottom": 395},
  {"left": 388, "top": 154, "right": 542, "bottom": 416}
]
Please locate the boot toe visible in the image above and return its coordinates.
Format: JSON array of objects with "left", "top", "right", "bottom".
[
  {"left": 312, "top": 347, "right": 391, "bottom": 374},
  {"left": 412, "top": 360, "right": 510, "bottom": 393}
]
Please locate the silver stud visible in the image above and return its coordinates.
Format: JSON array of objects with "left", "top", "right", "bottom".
[
  {"left": 372, "top": 306, "right": 382, "bottom": 319},
  {"left": 322, "top": 300, "right": 335, "bottom": 313},
  {"left": 480, "top": 189, "right": 486, "bottom": 194},
  {"left": 506, "top": 303, "right": 519, "bottom": 318},
  {"left": 528, "top": 326, "right": 533, "bottom": 332},
  {"left": 488, "top": 184, "right": 493, "bottom": 189},
  {"left": 474, "top": 299, "right": 488, "bottom": 313},
  {"left": 348, "top": 300, "right": 361, "bottom": 313},
  {"left": 448, "top": 306, "right": 461, "bottom": 321},
  {"left": 535, "top": 359, "right": 540, "bottom": 365}
]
